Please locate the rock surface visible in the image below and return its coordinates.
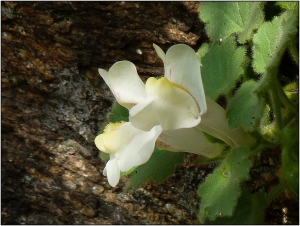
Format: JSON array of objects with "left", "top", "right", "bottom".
[{"left": 1, "top": 2, "right": 208, "bottom": 224}]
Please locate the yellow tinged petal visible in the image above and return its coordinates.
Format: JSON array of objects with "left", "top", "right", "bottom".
[
  {"left": 94, "top": 122, "right": 126, "bottom": 154},
  {"left": 104, "top": 121, "right": 126, "bottom": 133},
  {"left": 95, "top": 134, "right": 106, "bottom": 152},
  {"left": 145, "top": 76, "right": 157, "bottom": 87},
  {"left": 144, "top": 77, "right": 200, "bottom": 130}
]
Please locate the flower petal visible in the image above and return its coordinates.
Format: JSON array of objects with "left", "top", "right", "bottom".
[
  {"left": 95, "top": 122, "right": 127, "bottom": 154},
  {"left": 129, "top": 98, "right": 160, "bottom": 131},
  {"left": 153, "top": 43, "right": 166, "bottom": 64},
  {"left": 199, "top": 97, "right": 255, "bottom": 148},
  {"left": 98, "top": 68, "right": 110, "bottom": 86},
  {"left": 98, "top": 61, "right": 147, "bottom": 109},
  {"left": 105, "top": 156, "right": 120, "bottom": 187},
  {"left": 142, "top": 77, "right": 201, "bottom": 130},
  {"left": 97, "top": 122, "right": 163, "bottom": 180},
  {"left": 157, "top": 127, "right": 224, "bottom": 158},
  {"left": 164, "top": 44, "right": 207, "bottom": 115},
  {"left": 95, "top": 133, "right": 106, "bottom": 153},
  {"left": 116, "top": 124, "right": 163, "bottom": 172}
]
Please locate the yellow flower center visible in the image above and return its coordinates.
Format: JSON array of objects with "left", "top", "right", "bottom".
[
  {"left": 146, "top": 77, "right": 189, "bottom": 94},
  {"left": 145, "top": 77, "right": 196, "bottom": 105},
  {"left": 145, "top": 77, "right": 200, "bottom": 127},
  {"left": 94, "top": 121, "right": 126, "bottom": 154}
]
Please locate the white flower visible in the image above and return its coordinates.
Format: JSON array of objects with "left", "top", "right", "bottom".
[
  {"left": 95, "top": 122, "right": 162, "bottom": 187},
  {"left": 96, "top": 44, "right": 254, "bottom": 186},
  {"left": 99, "top": 44, "right": 207, "bottom": 131}
]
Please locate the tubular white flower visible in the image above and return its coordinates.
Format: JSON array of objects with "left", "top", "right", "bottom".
[
  {"left": 157, "top": 127, "right": 224, "bottom": 158},
  {"left": 99, "top": 44, "right": 206, "bottom": 131},
  {"left": 199, "top": 97, "right": 255, "bottom": 148},
  {"left": 96, "top": 43, "right": 254, "bottom": 187},
  {"left": 95, "top": 122, "right": 162, "bottom": 187}
]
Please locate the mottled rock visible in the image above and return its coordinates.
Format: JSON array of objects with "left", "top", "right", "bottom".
[{"left": 1, "top": 1, "right": 208, "bottom": 224}]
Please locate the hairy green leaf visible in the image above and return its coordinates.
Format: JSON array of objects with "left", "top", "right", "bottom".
[
  {"left": 227, "top": 80, "right": 264, "bottom": 131},
  {"left": 252, "top": 10, "right": 298, "bottom": 74},
  {"left": 124, "top": 148, "right": 184, "bottom": 191},
  {"left": 275, "top": 1, "right": 299, "bottom": 13},
  {"left": 205, "top": 185, "right": 267, "bottom": 224},
  {"left": 200, "top": 2, "right": 264, "bottom": 43},
  {"left": 99, "top": 152, "right": 109, "bottom": 161},
  {"left": 108, "top": 102, "right": 129, "bottom": 123},
  {"left": 201, "top": 37, "right": 246, "bottom": 100},
  {"left": 198, "top": 147, "right": 251, "bottom": 223}
]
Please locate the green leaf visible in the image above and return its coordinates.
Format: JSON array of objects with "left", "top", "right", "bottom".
[
  {"left": 199, "top": 2, "right": 264, "bottom": 43},
  {"left": 275, "top": 1, "right": 299, "bottom": 13},
  {"left": 197, "top": 43, "right": 210, "bottom": 60},
  {"left": 196, "top": 149, "right": 228, "bottom": 164},
  {"left": 99, "top": 151, "right": 109, "bottom": 161},
  {"left": 124, "top": 147, "right": 184, "bottom": 191},
  {"left": 120, "top": 166, "right": 137, "bottom": 178},
  {"left": 284, "top": 82, "right": 299, "bottom": 102},
  {"left": 252, "top": 10, "right": 298, "bottom": 74},
  {"left": 226, "top": 80, "right": 264, "bottom": 131},
  {"left": 201, "top": 37, "right": 246, "bottom": 100},
  {"left": 281, "top": 119, "right": 299, "bottom": 198},
  {"left": 197, "top": 147, "right": 252, "bottom": 223},
  {"left": 205, "top": 185, "right": 267, "bottom": 224},
  {"left": 108, "top": 102, "right": 129, "bottom": 123}
]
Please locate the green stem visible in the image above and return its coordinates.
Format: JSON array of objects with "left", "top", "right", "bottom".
[
  {"left": 283, "top": 110, "right": 297, "bottom": 128},
  {"left": 255, "top": 64, "right": 296, "bottom": 131},
  {"left": 275, "top": 78, "right": 298, "bottom": 116},
  {"left": 269, "top": 82, "right": 283, "bottom": 130},
  {"left": 289, "top": 36, "right": 299, "bottom": 65},
  {"left": 248, "top": 136, "right": 280, "bottom": 160},
  {"left": 253, "top": 73, "right": 269, "bottom": 94},
  {"left": 265, "top": 183, "right": 285, "bottom": 205},
  {"left": 268, "top": 66, "right": 283, "bottom": 131}
]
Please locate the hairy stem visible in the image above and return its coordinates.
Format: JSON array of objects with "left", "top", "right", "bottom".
[
  {"left": 275, "top": 78, "right": 298, "bottom": 116},
  {"left": 268, "top": 67, "right": 283, "bottom": 131}
]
